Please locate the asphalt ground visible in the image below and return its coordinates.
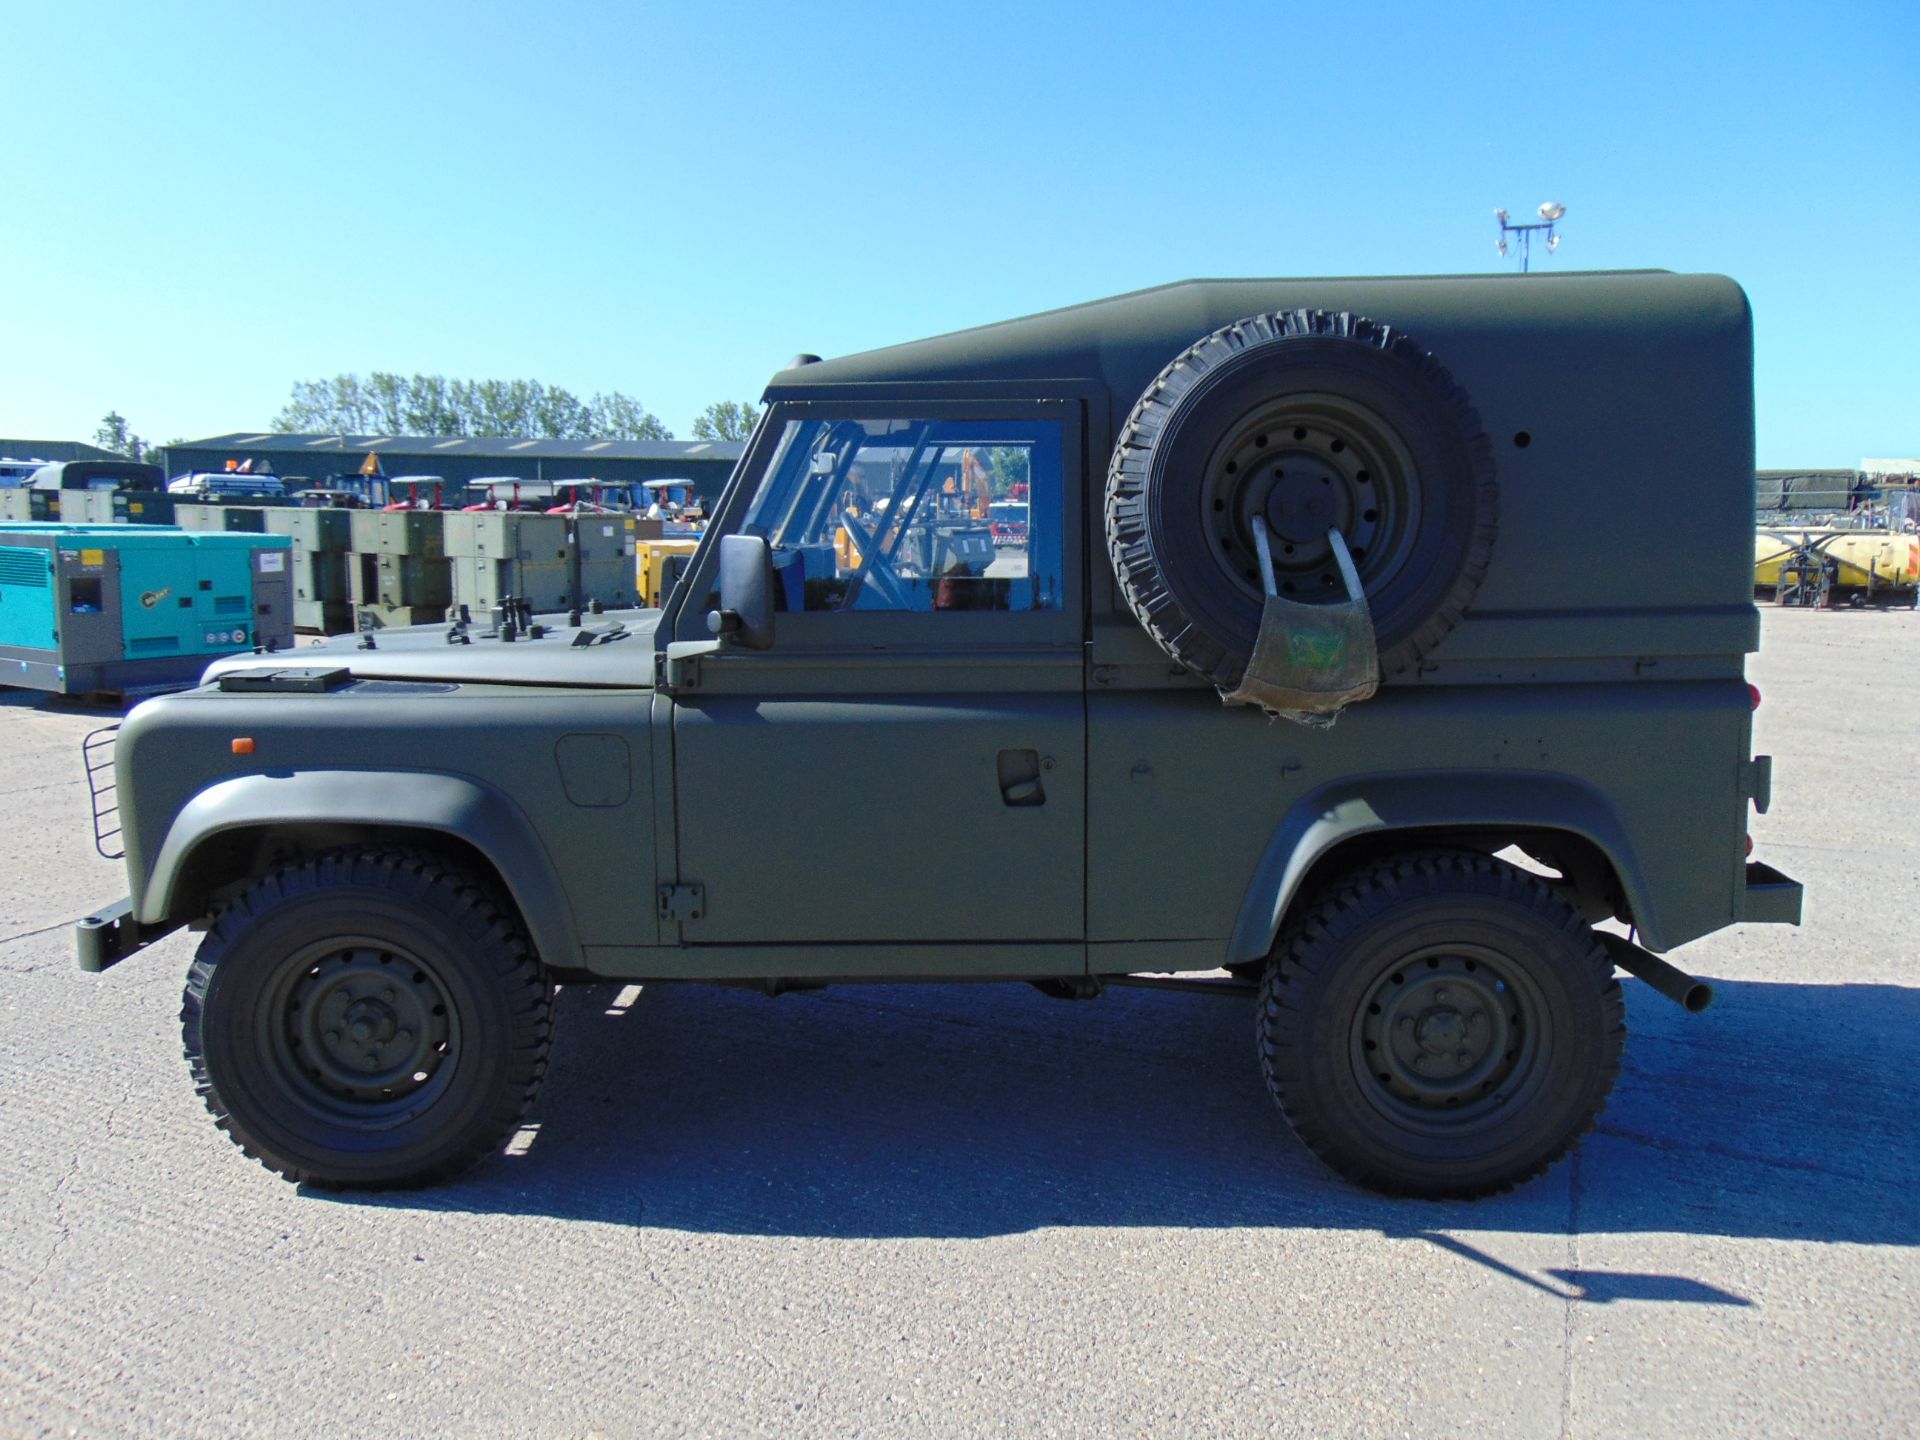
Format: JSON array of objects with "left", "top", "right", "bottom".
[{"left": 1, "top": 607, "right": 1914, "bottom": 1438}]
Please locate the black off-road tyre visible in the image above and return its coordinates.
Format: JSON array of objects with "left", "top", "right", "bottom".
[
  {"left": 1258, "top": 850, "right": 1622, "bottom": 1199},
  {"left": 181, "top": 847, "right": 553, "bottom": 1189},
  {"left": 1106, "top": 310, "right": 1498, "bottom": 687}
]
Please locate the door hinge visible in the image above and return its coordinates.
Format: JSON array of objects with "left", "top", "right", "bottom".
[
  {"left": 661, "top": 639, "right": 724, "bottom": 692},
  {"left": 657, "top": 883, "right": 706, "bottom": 923},
  {"left": 1741, "top": 755, "right": 1774, "bottom": 814}
]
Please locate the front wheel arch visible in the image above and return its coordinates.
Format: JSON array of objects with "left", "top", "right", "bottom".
[
  {"left": 138, "top": 772, "right": 586, "bottom": 973},
  {"left": 171, "top": 823, "right": 536, "bottom": 941}
]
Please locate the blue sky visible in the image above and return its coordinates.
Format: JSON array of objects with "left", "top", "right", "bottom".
[{"left": 3, "top": 0, "right": 1914, "bottom": 465}]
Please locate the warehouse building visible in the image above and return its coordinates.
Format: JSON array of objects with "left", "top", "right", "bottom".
[
  {"left": 166, "top": 433, "right": 746, "bottom": 504},
  {"left": 1, "top": 438, "right": 122, "bottom": 473}
]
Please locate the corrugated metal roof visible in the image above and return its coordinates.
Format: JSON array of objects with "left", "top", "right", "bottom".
[
  {"left": 182, "top": 432, "right": 745, "bottom": 461},
  {"left": 0, "top": 438, "right": 123, "bottom": 463}
]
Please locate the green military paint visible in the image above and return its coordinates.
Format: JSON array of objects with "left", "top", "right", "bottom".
[{"left": 75, "top": 273, "right": 1802, "bottom": 1198}]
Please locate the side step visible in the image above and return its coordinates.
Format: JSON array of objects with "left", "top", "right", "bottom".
[{"left": 1029, "top": 974, "right": 1261, "bottom": 1001}]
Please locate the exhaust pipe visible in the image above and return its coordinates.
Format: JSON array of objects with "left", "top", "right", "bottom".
[{"left": 1596, "top": 932, "right": 1714, "bottom": 1013}]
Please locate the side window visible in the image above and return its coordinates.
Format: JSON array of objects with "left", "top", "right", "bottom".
[{"left": 742, "top": 418, "right": 1064, "bottom": 613}]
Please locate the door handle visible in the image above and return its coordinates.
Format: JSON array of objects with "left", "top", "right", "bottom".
[{"left": 998, "top": 749, "right": 1046, "bottom": 807}]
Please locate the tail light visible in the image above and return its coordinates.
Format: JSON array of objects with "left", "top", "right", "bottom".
[{"left": 1748, "top": 683, "right": 1762, "bottom": 711}]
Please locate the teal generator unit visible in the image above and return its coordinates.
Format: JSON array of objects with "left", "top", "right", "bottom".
[{"left": 0, "top": 523, "right": 295, "bottom": 694}]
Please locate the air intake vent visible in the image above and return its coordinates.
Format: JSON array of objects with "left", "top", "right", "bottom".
[
  {"left": 126, "top": 635, "right": 180, "bottom": 653},
  {"left": 0, "top": 550, "right": 50, "bottom": 588},
  {"left": 214, "top": 594, "right": 247, "bottom": 615}
]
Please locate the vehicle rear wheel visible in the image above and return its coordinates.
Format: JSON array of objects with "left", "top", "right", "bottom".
[
  {"left": 1257, "top": 850, "right": 1622, "bottom": 1198},
  {"left": 181, "top": 847, "right": 552, "bottom": 1188},
  {"left": 1106, "top": 310, "right": 1498, "bottom": 689}
]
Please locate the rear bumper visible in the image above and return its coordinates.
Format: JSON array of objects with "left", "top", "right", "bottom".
[
  {"left": 1741, "top": 861, "right": 1803, "bottom": 925},
  {"left": 75, "top": 898, "right": 180, "bottom": 974}
]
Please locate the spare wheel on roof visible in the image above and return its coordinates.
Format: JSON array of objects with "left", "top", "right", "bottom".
[{"left": 1104, "top": 309, "right": 1498, "bottom": 689}]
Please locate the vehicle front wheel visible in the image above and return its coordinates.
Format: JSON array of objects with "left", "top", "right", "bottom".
[
  {"left": 1258, "top": 850, "right": 1622, "bottom": 1198},
  {"left": 181, "top": 847, "right": 553, "bottom": 1188}
]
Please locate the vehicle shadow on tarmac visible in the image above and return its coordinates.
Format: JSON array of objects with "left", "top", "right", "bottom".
[{"left": 323, "top": 976, "right": 1918, "bottom": 1257}]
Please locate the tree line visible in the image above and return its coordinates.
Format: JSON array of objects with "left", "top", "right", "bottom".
[
  {"left": 270, "top": 374, "right": 759, "bottom": 443},
  {"left": 85, "top": 382, "right": 759, "bottom": 469}
]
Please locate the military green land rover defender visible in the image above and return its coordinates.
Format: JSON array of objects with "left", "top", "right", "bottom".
[{"left": 76, "top": 274, "right": 1802, "bottom": 1199}]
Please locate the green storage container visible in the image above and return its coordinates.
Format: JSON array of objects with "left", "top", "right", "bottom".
[{"left": 262, "top": 508, "right": 353, "bottom": 633}]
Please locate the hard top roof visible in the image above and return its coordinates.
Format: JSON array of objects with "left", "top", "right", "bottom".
[{"left": 760, "top": 272, "right": 1710, "bottom": 406}]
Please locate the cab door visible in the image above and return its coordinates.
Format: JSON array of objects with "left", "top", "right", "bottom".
[{"left": 665, "top": 403, "right": 1086, "bottom": 964}]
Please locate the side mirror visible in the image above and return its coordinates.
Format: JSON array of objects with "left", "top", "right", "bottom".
[{"left": 707, "top": 534, "right": 775, "bottom": 650}]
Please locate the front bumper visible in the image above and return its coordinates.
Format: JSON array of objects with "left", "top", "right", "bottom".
[
  {"left": 75, "top": 898, "right": 180, "bottom": 974},
  {"left": 1741, "top": 861, "right": 1803, "bottom": 925}
]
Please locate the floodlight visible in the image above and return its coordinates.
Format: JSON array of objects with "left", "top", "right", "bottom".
[{"left": 1492, "top": 198, "right": 1569, "bottom": 271}]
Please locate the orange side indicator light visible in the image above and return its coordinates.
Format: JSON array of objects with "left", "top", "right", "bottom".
[{"left": 231, "top": 738, "right": 256, "bottom": 755}]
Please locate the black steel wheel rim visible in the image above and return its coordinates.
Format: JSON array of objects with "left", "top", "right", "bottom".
[
  {"left": 1349, "top": 943, "right": 1548, "bottom": 1136},
  {"left": 260, "top": 938, "right": 460, "bottom": 1128},
  {"left": 1198, "top": 393, "right": 1421, "bottom": 606}
]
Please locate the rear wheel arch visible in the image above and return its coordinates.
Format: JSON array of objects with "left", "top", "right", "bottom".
[
  {"left": 1226, "top": 773, "right": 1658, "bottom": 967},
  {"left": 1296, "top": 825, "right": 1626, "bottom": 924}
]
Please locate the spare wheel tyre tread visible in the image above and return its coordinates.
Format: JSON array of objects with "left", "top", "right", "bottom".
[{"left": 1105, "top": 309, "right": 1498, "bottom": 689}]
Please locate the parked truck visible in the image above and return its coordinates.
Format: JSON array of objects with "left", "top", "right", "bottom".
[{"left": 75, "top": 273, "right": 1800, "bottom": 1199}]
